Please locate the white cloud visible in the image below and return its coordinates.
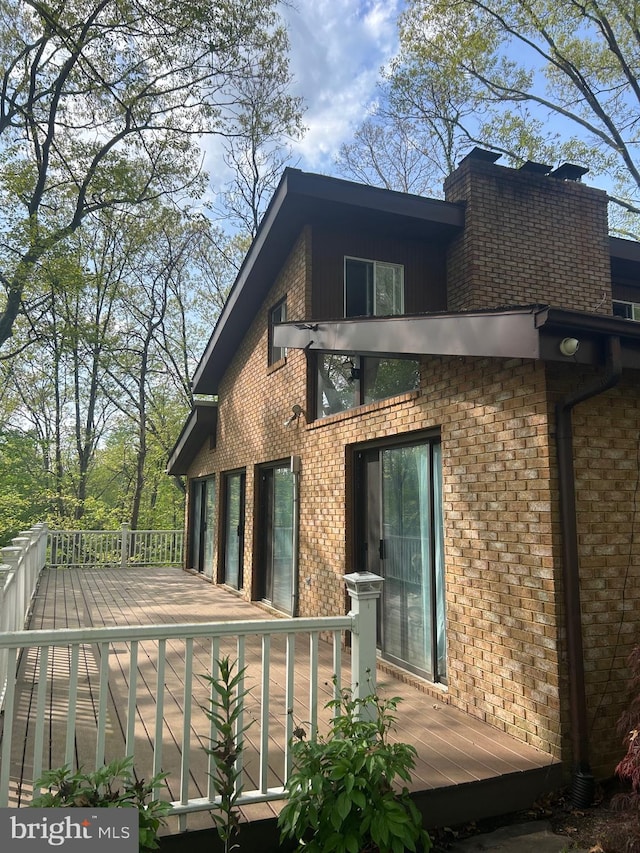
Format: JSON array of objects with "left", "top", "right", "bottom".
[{"left": 282, "top": 0, "right": 404, "bottom": 172}]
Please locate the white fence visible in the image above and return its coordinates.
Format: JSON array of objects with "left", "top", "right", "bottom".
[
  {"left": 0, "top": 524, "right": 183, "bottom": 708},
  {"left": 48, "top": 525, "right": 184, "bottom": 568},
  {"left": 0, "top": 524, "right": 49, "bottom": 708}
]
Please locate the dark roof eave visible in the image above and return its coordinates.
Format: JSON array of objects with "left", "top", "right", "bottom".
[
  {"left": 166, "top": 401, "right": 218, "bottom": 477},
  {"left": 610, "top": 235, "right": 640, "bottom": 263}
]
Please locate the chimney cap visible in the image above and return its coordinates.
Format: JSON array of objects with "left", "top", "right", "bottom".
[
  {"left": 550, "top": 162, "right": 589, "bottom": 181},
  {"left": 460, "top": 146, "right": 501, "bottom": 165},
  {"left": 519, "top": 160, "right": 552, "bottom": 175}
]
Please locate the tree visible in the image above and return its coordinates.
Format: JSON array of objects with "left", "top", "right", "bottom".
[
  {"left": 343, "top": 0, "right": 640, "bottom": 233},
  {"left": 219, "top": 24, "right": 305, "bottom": 237},
  {"left": 0, "top": 429, "right": 51, "bottom": 545},
  {"left": 0, "top": 0, "right": 303, "bottom": 350}
]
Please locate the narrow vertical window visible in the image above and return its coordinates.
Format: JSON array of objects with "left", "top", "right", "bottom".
[{"left": 269, "top": 297, "right": 287, "bottom": 364}]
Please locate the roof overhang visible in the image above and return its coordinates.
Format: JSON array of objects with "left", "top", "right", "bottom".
[
  {"left": 274, "top": 305, "right": 640, "bottom": 368},
  {"left": 166, "top": 401, "right": 218, "bottom": 477},
  {"left": 191, "top": 169, "right": 464, "bottom": 395}
]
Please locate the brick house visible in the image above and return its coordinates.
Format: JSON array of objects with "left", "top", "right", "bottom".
[{"left": 168, "top": 149, "right": 640, "bottom": 792}]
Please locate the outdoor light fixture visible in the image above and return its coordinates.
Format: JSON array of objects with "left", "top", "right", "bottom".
[
  {"left": 283, "top": 404, "right": 305, "bottom": 427},
  {"left": 559, "top": 337, "right": 580, "bottom": 357}
]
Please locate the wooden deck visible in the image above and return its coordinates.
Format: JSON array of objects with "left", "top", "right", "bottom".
[{"left": 6, "top": 565, "right": 563, "bottom": 835}]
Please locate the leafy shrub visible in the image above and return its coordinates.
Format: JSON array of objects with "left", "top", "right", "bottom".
[
  {"left": 31, "top": 756, "right": 170, "bottom": 851},
  {"left": 278, "top": 685, "right": 432, "bottom": 853},
  {"left": 203, "top": 656, "right": 252, "bottom": 853}
]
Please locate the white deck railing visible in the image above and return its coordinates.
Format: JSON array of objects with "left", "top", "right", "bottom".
[
  {"left": 48, "top": 525, "right": 184, "bottom": 568},
  {"left": 0, "top": 570, "right": 382, "bottom": 831},
  {"left": 0, "top": 524, "right": 49, "bottom": 708},
  {"left": 0, "top": 524, "right": 183, "bottom": 708}
]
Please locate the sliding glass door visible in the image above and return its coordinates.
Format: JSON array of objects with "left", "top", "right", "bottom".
[
  {"left": 258, "top": 463, "right": 295, "bottom": 614},
  {"left": 189, "top": 476, "right": 215, "bottom": 577},
  {"left": 222, "top": 471, "right": 245, "bottom": 589},
  {"left": 356, "top": 438, "right": 446, "bottom": 682}
]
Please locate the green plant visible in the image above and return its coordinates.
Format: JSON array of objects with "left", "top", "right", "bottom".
[
  {"left": 278, "top": 685, "right": 432, "bottom": 853},
  {"left": 31, "top": 756, "right": 171, "bottom": 852},
  {"left": 203, "top": 656, "right": 253, "bottom": 853}
]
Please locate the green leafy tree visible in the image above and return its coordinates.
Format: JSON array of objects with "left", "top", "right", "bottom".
[
  {"left": 0, "top": 0, "right": 303, "bottom": 351},
  {"left": 341, "top": 0, "right": 640, "bottom": 235},
  {"left": 0, "top": 429, "right": 50, "bottom": 545}
]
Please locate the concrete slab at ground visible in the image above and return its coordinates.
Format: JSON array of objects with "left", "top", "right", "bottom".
[{"left": 448, "top": 821, "right": 588, "bottom": 852}]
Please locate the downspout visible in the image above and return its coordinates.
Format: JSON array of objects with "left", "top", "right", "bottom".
[{"left": 555, "top": 335, "right": 622, "bottom": 807}]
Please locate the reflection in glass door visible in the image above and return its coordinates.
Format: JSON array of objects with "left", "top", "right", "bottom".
[
  {"left": 223, "top": 471, "right": 245, "bottom": 589},
  {"left": 189, "top": 477, "right": 215, "bottom": 577},
  {"left": 259, "top": 464, "right": 295, "bottom": 613},
  {"left": 356, "top": 439, "right": 446, "bottom": 682}
]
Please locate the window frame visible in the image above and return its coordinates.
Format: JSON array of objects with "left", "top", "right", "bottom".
[
  {"left": 352, "top": 432, "right": 446, "bottom": 683},
  {"left": 344, "top": 257, "right": 404, "bottom": 318},
  {"left": 268, "top": 297, "right": 288, "bottom": 365},
  {"left": 613, "top": 299, "right": 640, "bottom": 321},
  {"left": 315, "top": 352, "right": 420, "bottom": 419}
]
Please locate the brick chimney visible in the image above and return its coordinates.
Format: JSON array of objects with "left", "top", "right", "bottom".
[{"left": 443, "top": 151, "right": 612, "bottom": 314}]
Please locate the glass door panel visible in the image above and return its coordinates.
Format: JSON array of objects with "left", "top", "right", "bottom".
[
  {"left": 203, "top": 480, "right": 216, "bottom": 578},
  {"left": 223, "top": 472, "right": 245, "bottom": 589},
  {"left": 261, "top": 464, "right": 295, "bottom": 613},
  {"left": 382, "top": 444, "right": 432, "bottom": 675},
  {"left": 356, "top": 439, "right": 446, "bottom": 682},
  {"left": 189, "top": 477, "right": 215, "bottom": 575}
]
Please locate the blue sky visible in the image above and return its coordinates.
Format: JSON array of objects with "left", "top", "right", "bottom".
[{"left": 280, "top": 0, "right": 405, "bottom": 173}]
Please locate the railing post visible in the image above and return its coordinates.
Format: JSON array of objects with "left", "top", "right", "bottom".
[
  {"left": 34, "top": 523, "right": 48, "bottom": 571},
  {"left": 0, "top": 562, "right": 12, "bottom": 634},
  {"left": 344, "top": 572, "right": 384, "bottom": 708},
  {"left": 120, "top": 524, "right": 130, "bottom": 569},
  {"left": 1, "top": 547, "right": 21, "bottom": 632}
]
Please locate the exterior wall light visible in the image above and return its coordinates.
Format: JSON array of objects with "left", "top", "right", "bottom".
[
  {"left": 284, "top": 404, "right": 305, "bottom": 427},
  {"left": 559, "top": 337, "right": 580, "bottom": 357}
]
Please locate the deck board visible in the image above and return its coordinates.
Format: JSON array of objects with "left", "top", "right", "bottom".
[{"left": 4, "top": 565, "right": 562, "bottom": 833}]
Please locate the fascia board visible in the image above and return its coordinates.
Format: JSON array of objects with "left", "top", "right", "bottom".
[{"left": 274, "top": 311, "right": 541, "bottom": 360}]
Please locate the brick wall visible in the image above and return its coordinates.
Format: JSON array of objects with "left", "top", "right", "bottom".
[
  {"left": 444, "top": 158, "right": 612, "bottom": 315},
  {"left": 547, "top": 366, "right": 640, "bottom": 777}
]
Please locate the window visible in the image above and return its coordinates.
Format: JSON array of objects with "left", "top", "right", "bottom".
[
  {"left": 344, "top": 258, "right": 403, "bottom": 317},
  {"left": 317, "top": 354, "right": 419, "bottom": 418},
  {"left": 269, "top": 298, "right": 287, "bottom": 364},
  {"left": 613, "top": 299, "right": 640, "bottom": 320}
]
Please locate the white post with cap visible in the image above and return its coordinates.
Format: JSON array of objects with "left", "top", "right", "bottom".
[{"left": 344, "top": 571, "right": 383, "bottom": 706}]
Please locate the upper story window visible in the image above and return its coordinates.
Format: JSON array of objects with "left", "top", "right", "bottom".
[
  {"left": 317, "top": 354, "right": 419, "bottom": 418},
  {"left": 344, "top": 258, "right": 404, "bottom": 317},
  {"left": 269, "top": 298, "right": 287, "bottom": 365},
  {"left": 613, "top": 299, "right": 640, "bottom": 321}
]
